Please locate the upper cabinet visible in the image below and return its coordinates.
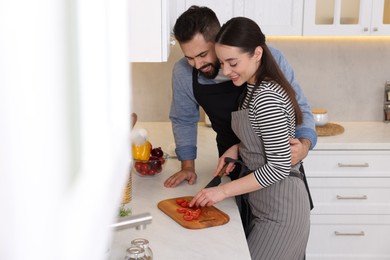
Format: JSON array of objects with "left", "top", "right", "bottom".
[
  {"left": 175, "top": 0, "right": 243, "bottom": 25},
  {"left": 303, "top": 0, "right": 390, "bottom": 36},
  {"left": 130, "top": 0, "right": 390, "bottom": 62},
  {"left": 175, "top": 0, "right": 304, "bottom": 36},
  {"left": 128, "top": 0, "right": 173, "bottom": 62},
  {"left": 243, "top": 0, "right": 304, "bottom": 36}
]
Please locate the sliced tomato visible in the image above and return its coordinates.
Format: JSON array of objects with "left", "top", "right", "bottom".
[
  {"left": 191, "top": 213, "right": 199, "bottom": 220},
  {"left": 180, "top": 201, "right": 189, "bottom": 208},
  {"left": 183, "top": 215, "right": 193, "bottom": 221},
  {"left": 176, "top": 208, "right": 187, "bottom": 214},
  {"left": 176, "top": 199, "right": 185, "bottom": 205}
]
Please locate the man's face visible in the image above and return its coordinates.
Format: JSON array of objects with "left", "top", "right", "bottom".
[{"left": 179, "top": 33, "right": 220, "bottom": 79}]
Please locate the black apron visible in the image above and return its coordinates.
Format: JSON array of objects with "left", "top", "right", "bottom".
[{"left": 192, "top": 69, "right": 244, "bottom": 180}]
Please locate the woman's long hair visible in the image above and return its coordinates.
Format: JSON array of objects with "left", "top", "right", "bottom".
[{"left": 215, "top": 17, "right": 303, "bottom": 125}]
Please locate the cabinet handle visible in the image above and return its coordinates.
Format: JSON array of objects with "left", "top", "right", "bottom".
[
  {"left": 337, "top": 163, "right": 369, "bottom": 168},
  {"left": 336, "top": 195, "right": 367, "bottom": 200},
  {"left": 373, "top": 27, "right": 378, "bottom": 32},
  {"left": 363, "top": 27, "right": 369, "bottom": 32},
  {"left": 334, "top": 231, "right": 365, "bottom": 236}
]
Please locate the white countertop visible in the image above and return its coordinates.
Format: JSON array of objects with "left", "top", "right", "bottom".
[
  {"left": 313, "top": 121, "right": 390, "bottom": 150},
  {"left": 108, "top": 122, "right": 251, "bottom": 260},
  {"left": 108, "top": 121, "right": 390, "bottom": 259}
]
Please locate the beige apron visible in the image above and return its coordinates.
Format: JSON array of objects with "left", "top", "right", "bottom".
[{"left": 231, "top": 108, "right": 310, "bottom": 260}]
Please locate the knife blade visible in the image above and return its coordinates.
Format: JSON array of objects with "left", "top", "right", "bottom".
[{"left": 204, "top": 163, "right": 229, "bottom": 188}]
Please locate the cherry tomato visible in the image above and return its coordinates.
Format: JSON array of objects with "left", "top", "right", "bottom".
[
  {"left": 191, "top": 213, "right": 199, "bottom": 220},
  {"left": 176, "top": 199, "right": 185, "bottom": 205},
  {"left": 183, "top": 215, "right": 193, "bottom": 221},
  {"left": 180, "top": 201, "right": 189, "bottom": 208},
  {"left": 134, "top": 162, "right": 142, "bottom": 170},
  {"left": 176, "top": 208, "right": 187, "bottom": 214},
  {"left": 140, "top": 163, "right": 149, "bottom": 172}
]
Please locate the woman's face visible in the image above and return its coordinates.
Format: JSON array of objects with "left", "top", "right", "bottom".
[{"left": 215, "top": 43, "right": 262, "bottom": 86}]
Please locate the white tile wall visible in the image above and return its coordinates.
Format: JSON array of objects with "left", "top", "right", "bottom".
[{"left": 131, "top": 38, "right": 390, "bottom": 122}]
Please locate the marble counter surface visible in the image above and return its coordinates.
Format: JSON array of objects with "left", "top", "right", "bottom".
[
  {"left": 108, "top": 122, "right": 251, "bottom": 260},
  {"left": 314, "top": 121, "right": 390, "bottom": 150}
]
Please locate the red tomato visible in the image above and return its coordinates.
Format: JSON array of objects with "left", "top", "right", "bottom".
[
  {"left": 141, "top": 163, "right": 149, "bottom": 172},
  {"left": 194, "top": 208, "right": 201, "bottom": 215},
  {"left": 180, "top": 201, "right": 189, "bottom": 208},
  {"left": 176, "top": 208, "right": 187, "bottom": 214},
  {"left": 183, "top": 215, "right": 193, "bottom": 221},
  {"left": 191, "top": 213, "right": 199, "bottom": 220},
  {"left": 176, "top": 199, "right": 185, "bottom": 205},
  {"left": 148, "top": 169, "right": 156, "bottom": 175},
  {"left": 134, "top": 162, "right": 142, "bottom": 170}
]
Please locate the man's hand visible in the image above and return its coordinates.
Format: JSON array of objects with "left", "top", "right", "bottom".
[
  {"left": 289, "top": 138, "right": 311, "bottom": 165},
  {"left": 163, "top": 160, "right": 197, "bottom": 188}
]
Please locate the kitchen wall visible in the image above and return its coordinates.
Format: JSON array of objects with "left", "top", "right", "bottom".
[{"left": 131, "top": 37, "right": 390, "bottom": 122}]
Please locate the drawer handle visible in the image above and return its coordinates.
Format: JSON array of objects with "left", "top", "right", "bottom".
[
  {"left": 335, "top": 231, "right": 365, "bottom": 236},
  {"left": 338, "top": 163, "right": 369, "bottom": 168},
  {"left": 336, "top": 195, "right": 368, "bottom": 200}
]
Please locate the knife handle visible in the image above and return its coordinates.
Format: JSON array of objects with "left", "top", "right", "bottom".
[{"left": 217, "top": 163, "right": 229, "bottom": 177}]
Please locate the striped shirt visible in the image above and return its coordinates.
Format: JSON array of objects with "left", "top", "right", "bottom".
[{"left": 240, "top": 81, "right": 296, "bottom": 187}]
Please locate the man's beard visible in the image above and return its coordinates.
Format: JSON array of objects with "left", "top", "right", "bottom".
[{"left": 198, "top": 61, "right": 220, "bottom": 79}]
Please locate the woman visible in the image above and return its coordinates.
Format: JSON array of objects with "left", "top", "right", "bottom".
[{"left": 189, "top": 17, "right": 310, "bottom": 260}]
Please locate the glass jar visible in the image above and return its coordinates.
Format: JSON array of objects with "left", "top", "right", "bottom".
[
  {"left": 385, "top": 104, "right": 390, "bottom": 122},
  {"left": 385, "top": 82, "right": 390, "bottom": 102},
  {"left": 312, "top": 108, "right": 329, "bottom": 126},
  {"left": 124, "top": 246, "right": 147, "bottom": 260},
  {"left": 131, "top": 238, "right": 153, "bottom": 260}
]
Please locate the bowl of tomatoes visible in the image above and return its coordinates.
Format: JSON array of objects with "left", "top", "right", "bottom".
[{"left": 132, "top": 151, "right": 168, "bottom": 177}]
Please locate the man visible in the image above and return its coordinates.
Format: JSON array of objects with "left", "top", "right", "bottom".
[{"left": 164, "top": 6, "right": 317, "bottom": 188}]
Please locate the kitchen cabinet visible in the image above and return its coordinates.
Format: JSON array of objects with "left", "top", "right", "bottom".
[
  {"left": 242, "top": 0, "right": 304, "bottom": 36},
  {"left": 304, "top": 122, "right": 390, "bottom": 259},
  {"left": 128, "top": 0, "right": 173, "bottom": 62},
  {"left": 303, "top": 0, "right": 390, "bottom": 36},
  {"left": 175, "top": 0, "right": 243, "bottom": 25},
  {"left": 174, "top": 0, "right": 303, "bottom": 36}
]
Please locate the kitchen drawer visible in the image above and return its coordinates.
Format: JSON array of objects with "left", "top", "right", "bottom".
[
  {"left": 307, "top": 178, "right": 390, "bottom": 215},
  {"left": 307, "top": 215, "right": 390, "bottom": 260},
  {"left": 303, "top": 151, "right": 390, "bottom": 177}
]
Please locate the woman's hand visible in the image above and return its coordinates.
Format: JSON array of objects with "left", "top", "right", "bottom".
[
  {"left": 214, "top": 144, "right": 239, "bottom": 176},
  {"left": 189, "top": 185, "right": 227, "bottom": 207}
]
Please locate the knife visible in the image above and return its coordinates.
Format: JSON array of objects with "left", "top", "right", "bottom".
[
  {"left": 204, "top": 157, "right": 247, "bottom": 188},
  {"left": 204, "top": 162, "right": 229, "bottom": 188}
]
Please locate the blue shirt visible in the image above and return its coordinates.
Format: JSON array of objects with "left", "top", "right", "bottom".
[{"left": 169, "top": 46, "right": 317, "bottom": 161}]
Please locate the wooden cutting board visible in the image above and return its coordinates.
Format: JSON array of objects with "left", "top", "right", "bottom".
[{"left": 157, "top": 196, "right": 230, "bottom": 229}]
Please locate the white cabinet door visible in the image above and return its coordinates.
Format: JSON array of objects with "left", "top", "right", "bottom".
[
  {"left": 304, "top": 0, "right": 390, "bottom": 36},
  {"left": 128, "top": 0, "right": 171, "bottom": 62},
  {"left": 307, "top": 215, "right": 390, "bottom": 260},
  {"left": 175, "top": 0, "right": 303, "bottom": 36},
  {"left": 303, "top": 0, "right": 372, "bottom": 36},
  {"left": 243, "top": 0, "right": 304, "bottom": 36},
  {"left": 370, "top": 0, "right": 390, "bottom": 35},
  {"left": 176, "top": 0, "right": 243, "bottom": 25}
]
